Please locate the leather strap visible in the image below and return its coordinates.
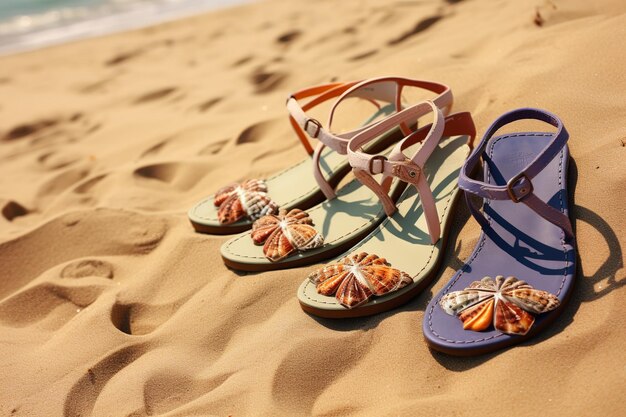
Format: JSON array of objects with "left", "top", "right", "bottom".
[
  {"left": 287, "top": 82, "right": 360, "bottom": 155},
  {"left": 347, "top": 101, "right": 476, "bottom": 244},
  {"left": 458, "top": 108, "right": 574, "bottom": 241},
  {"left": 287, "top": 77, "right": 453, "bottom": 200}
]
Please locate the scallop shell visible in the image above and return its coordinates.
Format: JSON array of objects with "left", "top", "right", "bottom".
[
  {"left": 250, "top": 208, "right": 324, "bottom": 262},
  {"left": 439, "top": 275, "right": 560, "bottom": 335},
  {"left": 308, "top": 252, "right": 413, "bottom": 309},
  {"left": 214, "top": 179, "right": 278, "bottom": 224}
]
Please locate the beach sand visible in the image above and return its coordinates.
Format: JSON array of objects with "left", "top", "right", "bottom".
[{"left": 0, "top": 0, "right": 624, "bottom": 415}]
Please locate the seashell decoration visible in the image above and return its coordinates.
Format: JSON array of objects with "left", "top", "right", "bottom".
[
  {"left": 214, "top": 179, "right": 279, "bottom": 224},
  {"left": 251, "top": 208, "right": 324, "bottom": 262},
  {"left": 309, "top": 252, "right": 413, "bottom": 309},
  {"left": 439, "top": 275, "right": 560, "bottom": 335}
]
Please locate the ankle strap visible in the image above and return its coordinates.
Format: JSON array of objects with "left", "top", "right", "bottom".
[
  {"left": 458, "top": 108, "right": 574, "bottom": 241},
  {"left": 287, "top": 77, "right": 453, "bottom": 200},
  {"left": 327, "top": 77, "right": 453, "bottom": 139},
  {"left": 348, "top": 101, "right": 476, "bottom": 244},
  {"left": 287, "top": 82, "right": 361, "bottom": 155}
]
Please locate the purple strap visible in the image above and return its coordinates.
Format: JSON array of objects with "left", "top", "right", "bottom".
[{"left": 458, "top": 108, "right": 574, "bottom": 241}]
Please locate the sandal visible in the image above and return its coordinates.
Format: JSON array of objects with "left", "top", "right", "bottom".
[
  {"left": 188, "top": 77, "right": 453, "bottom": 234},
  {"left": 296, "top": 101, "right": 476, "bottom": 317},
  {"left": 423, "top": 108, "right": 576, "bottom": 355}
]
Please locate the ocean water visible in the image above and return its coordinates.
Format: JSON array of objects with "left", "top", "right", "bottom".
[{"left": 0, "top": 0, "right": 250, "bottom": 55}]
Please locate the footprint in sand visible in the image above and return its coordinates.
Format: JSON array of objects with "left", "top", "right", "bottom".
[
  {"left": 73, "top": 174, "right": 107, "bottom": 195},
  {"left": 133, "top": 87, "right": 179, "bottom": 104},
  {"left": 61, "top": 259, "right": 114, "bottom": 279},
  {"left": 249, "top": 67, "right": 287, "bottom": 94},
  {"left": 349, "top": 49, "right": 379, "bottom": 61},
  {"left": 78, "top": 75, "right": 119, "bottom": 94},
  {"left": 73, "top": 349, "right": 233, "bottom": 416},
  {"left": 110, "top": 298, "right": 189, "bottom": 336},
  {"left": 1, "top": 119, "right": 58, "bottom": 141},
  {"left": 232, "top": 55, "right": 254, "bottom": 67},
  {"left": 37, "top": 150, "right": 83, "bottom": 170},
  {"left": 533, "top": 0, "right": 559, "bottom": 27},
  {"left": 0, "top": 258, "right": 114, "bottom": 332},
  {"left": 234, "top": 118, "right": 286, "bottom": 146},
  {"left": 196, "top": 97, "right": 222, "bottom": 112},
  {"left": 0, "top": 281, "right": 109, "bottom": 331},
  {"left": 1, "top": 200, "right": 29, "bottom": 222},
  {"left": 271, "top": 335, "right": 371, "bottom": 414},
  {"left": 104, "top": 48, "right": 145, "bottom": 67},
  {"left": 63, "top": 344, "right": 147, "bottom": 417},
  {"left": 139, "top": 371, "right": 233, "bottom": 415},
  {"left": 35, "top": 165, "right": 91, "bottom": 205},
  {"left": 139, "top": 130, "right": 227, "bottom": 159},
  {"left": 133, "top": 161, "right": 207, "bottom": 191},
  {"left": 387, "top": 15, "right": 443, "bottom": 45},
  {"left": 0, "top": 209, "right": 166, "bottom": 299},
  {"left": 4, "top": 113, "right": 100, "bottom": 151},
  {"left": 276, "top": 29, "right": 301, "bottom": 45},
  {"left": 139, "top": 139, "right": 170, "bottom": 158},
  {"left": 198, "top": 138, "right": 230, "bottom": 155}
]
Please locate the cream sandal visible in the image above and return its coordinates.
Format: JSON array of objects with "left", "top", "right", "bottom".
[{"left": 297, "top": 101, "right": 476, "bottom": 318}]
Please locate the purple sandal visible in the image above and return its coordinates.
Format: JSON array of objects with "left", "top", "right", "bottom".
[{"left": 423, "top": 108, "right": 576, "bottom": 355}]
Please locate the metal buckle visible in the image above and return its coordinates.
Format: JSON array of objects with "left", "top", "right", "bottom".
[
  {"left": 368, "top": 155, "right": 387, "bottom": 175},
  {"left": 304, "top": 118, "right": 322, "bottom": 138},
  {"left": 506, "top": 172, "right": 533, "bottom": 203}
]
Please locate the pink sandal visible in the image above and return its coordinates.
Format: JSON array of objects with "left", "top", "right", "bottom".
[{"left": 296, "top": 101, "right": 476, "bottom": 317}]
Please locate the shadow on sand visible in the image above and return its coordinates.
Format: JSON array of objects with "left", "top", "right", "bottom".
[{"left": 307, "top": 158, "right": 624, "bottom": 370}]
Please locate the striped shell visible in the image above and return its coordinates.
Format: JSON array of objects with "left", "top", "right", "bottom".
[
  {"left": 308, "top": 252, "right": 413, "bottom": 309},
  {"left": 214, "top": 179, "right": 278, "bottom": 224},
  {"left": 251, "top": 208, "right": 324, "bottom": 262},
  {"left": 439, "top": 275, "right": 560, "bottom": 335}
]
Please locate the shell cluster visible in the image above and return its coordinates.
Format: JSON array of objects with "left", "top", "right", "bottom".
[
  {"left": 309, "top": 252, "right": 413, "bottom": 309},
  {"left": 439, "top": 275, "right": 560, "bottom": 335},
  {"left": 214, "top": 179, "right": 279, "bottom": 224},
  {"left": 251, "top": 208, "right": 324, "bottom": 262}
]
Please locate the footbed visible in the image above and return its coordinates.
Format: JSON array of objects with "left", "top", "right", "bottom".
[{"left": 188, "top": 145, "right": 344, "bottom": 231}]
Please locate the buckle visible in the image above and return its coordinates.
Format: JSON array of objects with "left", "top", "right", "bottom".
[
  {"left": 368, "top": 155, "right": 387, "bottom": 175},
  {"left": 392, "top": 159, "right": 420, "bottom": 182},
  {"left": 304, "top": 118, "right": 322, "bottom": 138},
  {"left": 507, "top": 172, "right": 533, "bottom": 203}
]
